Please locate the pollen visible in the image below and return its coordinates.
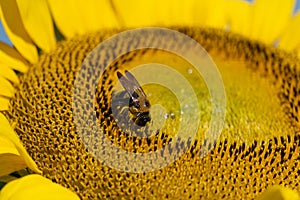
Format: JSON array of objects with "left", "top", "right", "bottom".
[{"left": 4, "top": 28, "right": 300, "bottom": 199}]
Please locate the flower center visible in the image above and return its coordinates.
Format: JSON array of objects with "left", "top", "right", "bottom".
[{"left": 5, "top": 28, "right": 300, "bottom": 199}]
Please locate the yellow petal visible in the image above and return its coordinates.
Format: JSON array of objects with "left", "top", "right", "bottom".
[
  {"left": 112, "top": 0, "right": 227, "bottom": 28},
  {"left": 256, "top": 185, "right": 300, "bottom": 200},
  {"left": 112, "top": 0, "right": 189, "bottom": 27},
  {"left": 112, "top": 0, "right": 173, "bottom": 27},
  {"left": 159, "top": 0, "right": 195, "bottom": 26},
  {"left": 16, "top": 0, "right": 55, "bottom": 52},
  {"left": 192, "top": 0, "right": 227, "bottom": 28},
  {"left": 0, "top": 42, "right": 29, "bottom": 73},
  {"left": 0, "top": 64, "right": 20, "bottom": 84},
  {"left": 0, "top": 174, "right": 80, "bottom": 200},
  {"left": 0, "top": 77, "right": 14, "bottom": 98},
  {"left": 279, "top": 12, "right": 300, "bottom": 52},
  {"left": 47, "top": 0, "right": 119, "bottom": 38},
  {"left": 0, "top": 97, "right": 9, "bottom": 111},
  {"left": 249, "top": 0, "right": 294, "bottom": 44},
  {"left": 0, "top": 113, "right": 41, "bottom": 174},
  {"left": 226, "top": 0, "right": 253, "bottom": 36},
  {"left": 0, "top": 135, "right": 27, "bottom": 177},
  {"left": 73, "top": 0, "right": 119, "bottom": 32},
  {"left": 0, "top": 0, "right": 38, "bottom": 63}
]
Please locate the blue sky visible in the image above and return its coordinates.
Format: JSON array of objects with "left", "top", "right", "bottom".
[{"left": 1, "top": 0, "right": 300, "bottom": 46}]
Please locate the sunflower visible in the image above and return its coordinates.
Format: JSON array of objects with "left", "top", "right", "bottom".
[{"left": 0, "top": 0, "right": 300, "bottom": 199}]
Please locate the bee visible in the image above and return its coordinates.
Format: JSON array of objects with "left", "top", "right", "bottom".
[{"left": 116, "top": 70, "right": 151, "bottom": 126}]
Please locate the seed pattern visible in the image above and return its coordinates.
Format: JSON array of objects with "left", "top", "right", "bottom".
[{"left": 3, "top": 28, "right": 300, "bottom": 199}]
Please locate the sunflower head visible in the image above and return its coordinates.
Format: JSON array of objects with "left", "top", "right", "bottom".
[{"left": 0, "top": 0, "right": 300, "bottom": 199}]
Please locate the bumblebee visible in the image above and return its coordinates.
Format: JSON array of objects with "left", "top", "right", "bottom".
[{"left": 116, "top": 70, "right": 151, "bottom": 126}]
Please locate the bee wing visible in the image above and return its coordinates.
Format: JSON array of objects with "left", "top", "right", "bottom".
[
  {"left": 117, "top": 70, "right": 147, "bottom": 98},
  {"left": 117, "top": 71, "right": 138, "bottom": 96},
  {"left": 124, "top": 70, "right": 141, "bottom": 87}
]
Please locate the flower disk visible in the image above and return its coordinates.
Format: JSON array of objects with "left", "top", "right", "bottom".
[{"left": 4, "top": 28, "right": 300, "bottom": 199}]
